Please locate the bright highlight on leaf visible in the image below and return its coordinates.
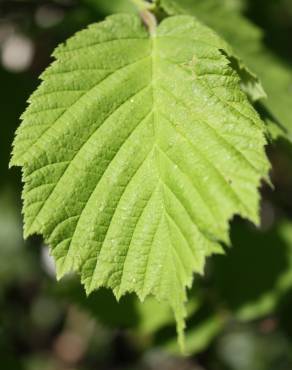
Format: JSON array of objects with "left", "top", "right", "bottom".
[{"left": 11, "top": 13, "right": 270, "bottom": 347}]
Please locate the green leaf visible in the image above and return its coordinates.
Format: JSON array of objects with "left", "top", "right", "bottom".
[
  {"left": 159, "top": 0, "right": 292, "bottom": 140},
  {"left": 159, "top": 0, "right": 266, "bottom": 103},
  {"left": 11, "top": 13, "right": 269, "bottom": 347}
]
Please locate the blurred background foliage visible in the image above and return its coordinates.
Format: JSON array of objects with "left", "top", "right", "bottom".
[{"left": 0, "top": 0, "right": 292, "bottom": 369}]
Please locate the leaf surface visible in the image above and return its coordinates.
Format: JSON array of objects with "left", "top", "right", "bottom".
[
  {"left": 160, "top": 0, "right": 292, "bottom": 140},
  {"left": 11, "top": 13, "right": 269, "bottom": 346},
  {"left": 159, "top": 0, "right": 266, "bottom": 102}
]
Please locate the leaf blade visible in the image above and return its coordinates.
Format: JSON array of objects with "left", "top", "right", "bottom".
[{"left": 11, "top": 13, "right": 270, "bottom": 347}]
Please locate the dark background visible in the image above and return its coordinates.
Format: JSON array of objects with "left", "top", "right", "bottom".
[{"left": 1, "top": 1, "right": 292, "bottom": 369}]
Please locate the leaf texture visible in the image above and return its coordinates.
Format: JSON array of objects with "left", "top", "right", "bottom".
[
  {"left": 159, "top": 0, "right": 267, "bottom": 102},
  {"left": 11, "top": 14, "right": 270, "bottom": 346},
  {"left": 160, "top": 0, "right": 292, "bottom": 140}
]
